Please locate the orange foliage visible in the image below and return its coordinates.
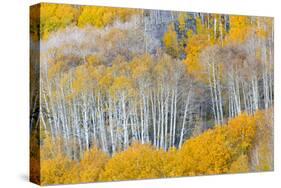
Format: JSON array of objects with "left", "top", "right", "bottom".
[
  {"left": 79, "top": 148, "right": 109, "bottom": 182},
  {"left": 100, "top": 143, "right": 165, "bottom": 181},
  {"left": 227, "top": 16, "right": 252, "bottom": 44},
  {"left": 176, "top": 127, "right": 232, "bottom": 176},
  {"left": 227, "top": 113, "right": 257, "bottom": 153},
  {"left": 41, "top": 154, "right": 79, "bottom": 185},
  {"left": 37, "top": 110, "right": 273, "bottom": 185},
  {"left": 184, "top": 33, "right": 210, "bottom": 82},
  {"left": 170, "top": 110, "right": 271, "bottom": 176}
]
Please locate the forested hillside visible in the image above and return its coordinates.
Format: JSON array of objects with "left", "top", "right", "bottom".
[{"left": 30, "top": 3, "right": 274, "bottom": 185}]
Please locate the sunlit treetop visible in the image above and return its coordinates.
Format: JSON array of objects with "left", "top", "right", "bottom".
[
  {"left": 227, "top": 15, "right": 252, "bottom": 44},
  {"left": 40, "top": 3, "right": 78, "bottom": 40},
  {"left": 184, "top": 30, "right": 210, "bottom": 83},
  {"left": 163, "top": 24, "right": 180, "bottom": 58},
  {"left": 31, "top": 4, "right": 141, "bottom": 40},
  {"left": 78, "top": 6, "right": 140, "bottom": 28}
]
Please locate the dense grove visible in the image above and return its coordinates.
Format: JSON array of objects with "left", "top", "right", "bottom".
[
  {"left": 30, "top": 110, "right": 273, "bottom": 185},
  {"left": 30, "top": 4, "right": 274, "bottom": 185}
]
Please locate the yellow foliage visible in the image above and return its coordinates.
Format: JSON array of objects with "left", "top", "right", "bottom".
[
  {"left": 40, "top": 134, "right": 65, "bottom": 161},
  {"left": 163, "top": 24, "right": 180, "bottom": 58},
  {"left": 130, "top": 54, "right": 152, "bottom": 80},
  {"left": 37, "top": 110, "right": 272, "bottom": 185},
  {"left": 40, "top": 3, "right": 77, "bottom": 39},
  {"left": 78, "top": 6, "right": 139, "bottom": 28},
  {"left": 227, "top": 15, "right": 252, "bottom": 44},
  {"left": 79, "top": 148, "right": 109, "bottom": 182},
  {"left": 162, "top": 147, "right": 180, "bottom": 177},
  {"left": 195, "top": 17, "right": 206, "bottom": 35},
  {"left": 229, "top": 154, "right": 249, "bottom": 173},
  {"left": 98, "top": 69, "right": 114, "bottom": 91},
  {"left": 48, "top": 61, "right": 63, "bottom": 79},
  {"left": 72, "top": 65, "right": 91, "bottom": 94},
  {"left": 40, "top": 136, "right": 108, "bottom": 185},
  {"left": 109, "top": 75, "right": 134, "bottom": 97},
  {"left": 227, "top": 113, "right": 257, "bottom": 153},
  {"left": 86, "top": 55, "right": 102, "bottom": 67},
  {"left": 173, "top": 111, "right": 266, "bottom": 176},
  {"left": 178, "top": 13, "right": 187, "bottom": 33},
  {"left": 41, "top": 154, "right": 79, "bottom": 185},
  {"left": 184, "top": 33, "right": 210, "bottom": 82},
  {"left": 40, "top": 134, "right": 78, "bottom": 185},
  {"left": 100, "top": 143, "right": 165, "bottom": 181},
  {"left": 32, "top": 4, "right": 140, "bottom": 40},
  {"left": 177, "top": 127, "right": 232, "bottom": 175}
]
